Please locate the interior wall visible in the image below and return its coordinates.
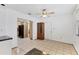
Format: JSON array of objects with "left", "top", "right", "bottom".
[
  {"left": 34, "top": 15, "right": 74, "bottom": 44},
  {"left": 5, "top": 7, "right": 37, "bottom": 48},
  {"left": 0, "top": 6, "right": 7, "bottom": 36},
  {"left": 49, "top": 15, "right": 74, "bottom": 44},
  {"left": 73, "top": 4, "right": 79, "bottom": 54},
  {"left": 0, "top": 5, "right": 75, "bottom": 48},
  {"left": 5, "top": 8, "right": 34, "bottom": 48}
]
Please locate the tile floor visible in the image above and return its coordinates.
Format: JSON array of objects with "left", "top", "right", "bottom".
[{"left": 12, "top": 38, "right": 77, "bottom": 55}]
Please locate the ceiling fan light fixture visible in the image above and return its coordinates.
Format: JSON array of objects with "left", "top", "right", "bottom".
[
  {"left": 42, "top": 10, "right": 47, "bottom": 17},
  {"left": 42, "top": 14, "right": 47, "bottom": 17}
]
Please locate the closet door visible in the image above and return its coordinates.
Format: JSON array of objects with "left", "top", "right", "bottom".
[{"left": 37, "top": 22, "right": 44, "bottom": 40}]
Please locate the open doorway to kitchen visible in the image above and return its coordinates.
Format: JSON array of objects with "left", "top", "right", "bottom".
[{"left": 17, "top": 18, "right": 33, "bottom": 40}]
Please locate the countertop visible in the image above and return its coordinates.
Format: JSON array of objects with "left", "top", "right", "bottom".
[{"left": 0, "top": 36, "right": 12, "bottom": 41}]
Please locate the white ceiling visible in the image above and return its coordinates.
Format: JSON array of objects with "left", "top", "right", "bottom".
[{"left": 6, "top": 4, "right": 76, "bottom": 15}]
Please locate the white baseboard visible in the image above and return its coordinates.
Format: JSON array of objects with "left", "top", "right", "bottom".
[{"left": 46, "top": 39, "right": 72, "bottom": 44}]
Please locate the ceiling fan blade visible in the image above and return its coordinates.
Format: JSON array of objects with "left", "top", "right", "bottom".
[
  {"left": 48, "top": 12, "right": 55, "bottom": 14},
  {"left": 42, "top": 9, "right": 46, "bottom": 11},
  {"left": 27, "top": 12, "right": 41, "bottom": 15}
]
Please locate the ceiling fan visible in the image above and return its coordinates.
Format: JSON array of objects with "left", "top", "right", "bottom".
[
  {"left": 28, "top": 9, "right": 55, "bottom": 18},
  {"left": 40, "top": 9, "right": 54, "bottom": 17}
]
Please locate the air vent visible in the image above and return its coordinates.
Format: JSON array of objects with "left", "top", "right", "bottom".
[
  {"left": 28, "top": 13, "right": 31, "bottom": 15},
  {"left": 1, "top": 4, "right": 5, "bottom": 6}
]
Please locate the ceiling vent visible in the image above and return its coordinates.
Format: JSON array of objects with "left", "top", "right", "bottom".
[{"left": 1, "top": 4, "right": 6, "bottom": 6}]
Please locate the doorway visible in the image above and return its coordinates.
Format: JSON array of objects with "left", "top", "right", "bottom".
[
  {"left": 37, "top": 22, "right": 45, "bottom": 40},
  {"left": 17, "top": 18, "right": 33, "bottom": 40}
]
